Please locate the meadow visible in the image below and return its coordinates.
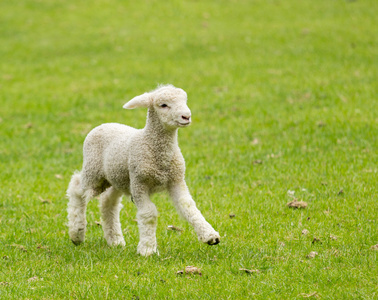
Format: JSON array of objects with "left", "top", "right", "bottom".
[{"left": 0, "top": 0, "right": 377, "bottom": 298}]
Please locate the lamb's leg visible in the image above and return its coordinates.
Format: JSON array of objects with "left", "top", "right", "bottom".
[
  {"left": 131, "top": 184, "right": 158, "bottom": 256},
  {"left": 99, "top": 187, "right": 125, "bottom": 246},
  {"left": 67, "top": 172, "right": 93, "bottom": 245},
  {"left": 169, "top": 180, "right": 220, "bottom": 245}
]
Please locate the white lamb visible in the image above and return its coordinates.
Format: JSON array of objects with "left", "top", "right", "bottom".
[{"left": 67, "top": 84, "right": 220, "bottom": 256}]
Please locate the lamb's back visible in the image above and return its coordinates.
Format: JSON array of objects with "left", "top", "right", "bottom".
[
  {"left": 83, "top": 123, "right": 136, "bottom": 157},
  {"left": 81, "top": 123, "right": 138, "bottom": 191}
]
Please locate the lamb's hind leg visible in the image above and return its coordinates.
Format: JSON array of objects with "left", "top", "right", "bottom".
[
  {"left": 67, "top": 172, "right": 95, "bottom": 245},
  {"left": 99, "top": 187, "right": 125, "bottom": 246}
]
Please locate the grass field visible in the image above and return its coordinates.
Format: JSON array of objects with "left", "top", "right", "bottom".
[{"left": 0, "top": 0, "right": 377, "bottom": 298}]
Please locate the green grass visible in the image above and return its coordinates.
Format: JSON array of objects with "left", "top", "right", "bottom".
[{"left": 1, "top": 0, "right": 377, "bottom": 298}]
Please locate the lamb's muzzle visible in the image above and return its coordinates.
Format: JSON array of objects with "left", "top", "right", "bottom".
[{"left": 181, "top": 114, "right": 191, "bottom": 122}]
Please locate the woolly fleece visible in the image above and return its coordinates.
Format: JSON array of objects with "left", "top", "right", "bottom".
[{"left": 67, "top": 85, "right": 220, "bottom": 256}]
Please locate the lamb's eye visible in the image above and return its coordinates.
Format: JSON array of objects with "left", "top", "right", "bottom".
[{"left": 160, "top": 104, "right": 168, "bottom": 108}]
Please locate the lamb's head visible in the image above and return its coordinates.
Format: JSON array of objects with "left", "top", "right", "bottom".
[{"left": 124, "top": 85, "right": 191, "bottom": 129}]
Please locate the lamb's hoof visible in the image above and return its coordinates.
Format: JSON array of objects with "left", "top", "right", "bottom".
[
  {"left": 207, "top": 237, "right": 220, "bottom": 245},
  {"left": 69, "top": 228, "right": 85, "bottom": 246},
  {"left": 71, "top": 239, "right": 83, "bottom": 246},
  {"left": 107, "top": 237, "right": 126, "bottom": 247},
  {"left": 199, "top": 230, "right": 221, "bottom": 245},
  {"left": 137, "top": 243, "right": 159, "bottom": 257}
]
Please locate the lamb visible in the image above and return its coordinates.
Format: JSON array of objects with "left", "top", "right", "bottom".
[{"left": 66, "top": 84, "right": 220, "bottom": 256}]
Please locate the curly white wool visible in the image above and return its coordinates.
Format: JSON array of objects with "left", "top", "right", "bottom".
[{"left": 67, "top": 84, "right": 220, "bottom": 256}]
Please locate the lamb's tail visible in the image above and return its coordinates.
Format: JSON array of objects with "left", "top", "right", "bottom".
[{"left": 67, "top": 171, "right": 83, "bottom": 201}]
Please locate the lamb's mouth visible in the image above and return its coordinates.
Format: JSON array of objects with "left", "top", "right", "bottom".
[{"left": 177, "top": 121, "right": 191, "bottom": 127}]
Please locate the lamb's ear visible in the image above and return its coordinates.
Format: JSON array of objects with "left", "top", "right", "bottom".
[{"left": 123, "top": 93, "right": 151, "bottom": 109}]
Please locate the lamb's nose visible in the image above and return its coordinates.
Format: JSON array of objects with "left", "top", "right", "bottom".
[{"left": 182, "top": 114, "right": 191, "bottom": 121}]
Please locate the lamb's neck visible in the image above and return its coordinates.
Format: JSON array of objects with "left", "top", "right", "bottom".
[{"left": 144, "top": 109, "right": 178, "bottom": 154}]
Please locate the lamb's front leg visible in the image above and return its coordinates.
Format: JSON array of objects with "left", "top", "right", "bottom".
[
  {"left": 132, "top": 184, "right": 158, "bottom": 256},
  {"left": 169, "top": 181, "right": 220, "bottom": 245}
]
